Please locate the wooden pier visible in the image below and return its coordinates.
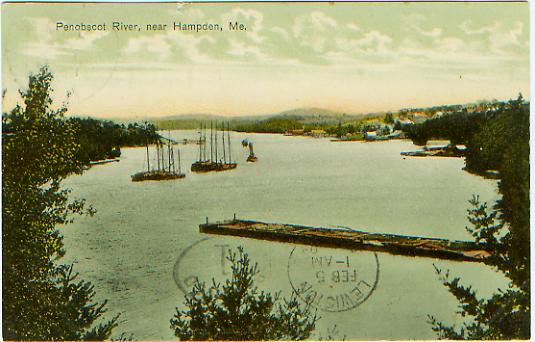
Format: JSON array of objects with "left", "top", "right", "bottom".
[{"left": 199, "top": 219, "right": 490, "bottom": 262}]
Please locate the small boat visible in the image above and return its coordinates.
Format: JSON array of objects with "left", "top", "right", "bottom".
[
  {"left": 131, "top": 136, "right": 185, "bottom": 182},
  {"left": 191, "top": 122, "right": 237, "bottom": 173},
  {"left": 246, "top": 142, "right": 258, "bottom": 162}
]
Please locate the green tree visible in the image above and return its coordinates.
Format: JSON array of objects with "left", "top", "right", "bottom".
[
  {"left": 171, "top": 247, "right": 317, "bottom": 340},
  {"left": 428, "top": 95, "right": 529, "bottom": 339},
  {"left": 384, "top": 112, "right": 394, "bottom": 125},
  {"left": 2, "top": 66, "right": 119, "bottom": 339}
]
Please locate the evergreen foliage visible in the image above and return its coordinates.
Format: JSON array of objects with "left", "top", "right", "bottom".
[
  {"left": 234, "top": 117, "right": 303, "bottom": 134},
  {"left": 67, "top": 117, "right": 159, "bottom": 163},
  {"left": 171, "top": 247, "right": 317, "bottom": 340},
  {"left": 426, "top": 95, "right": 530, "bottom": 339},
  {"left": 2, "top": 66, "right": 119, "bottom": 339}
]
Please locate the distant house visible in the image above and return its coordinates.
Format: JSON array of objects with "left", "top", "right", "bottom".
[
  {"left": 363, "top": 131, "right": 377, "bottom": 140},
  {"left": 395, "top": 118, "right": 414, "bottom": 125},
  {"left": 412, "top": 114, "right": 428, "bottom": 124},
  {"left": 432, "top": 111, "right": 444, "bottom": 119},
  {"left": 388, "top": 130, "right": 405, "bottom": 139},
  {"left": 309, "top": 129, "right": 327, "bottom": 138},
  {"left": 361, "top": 121, "right": 382, "bottom": 132}
]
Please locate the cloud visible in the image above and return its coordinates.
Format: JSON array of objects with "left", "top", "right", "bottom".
[
  {"left": 122, "top": 35, "right": 171, "bottom": 60},
  {"left": 332, "top": 29, "right": 394, "bottom": 65},
  {"left": 66, "top": 31, "right": 109, "bottom": 50},
  {"left": 227, "top": 38, "right": 267, "bottom": 59},
  {"left": 403, "top": 14, "right": 443, "bottom": 39},
  {"left": 460, "top": 20, "right": 499, "bottom": 35},
  {"left": 348, "top": 30, "right": 392, "bottom": 53},
  {"left": 346, "top": 23, "right": 361, "bottom": 32},
  {"left": 419, "top": 27, "right": 443, "bottom": 38},
  {"left": 488, "top": 21, "right": 527, "bottom": 54},
  {"left": 270, "top": 27, "right": 290, "bottom": 41},
  {"left": 293, "top": 11, "right": 338, "bottom": 38},
  {"left": 167, "top": 5, "right": 207, "bottom": 27},
  {"left": 292, "top": 11, "right": 339, "bottom": 53},
  {"left": 22, "top": 17, "right": 109, "bottom": 59},
  {"left": 122, "top": 31, "right": 218, "bottom": 65},
  {"left": 460, "top": 20, "right": 527, "bottom": 55},
  {"left": 221, "top": 8, "right": 264, "bottom": 43}
]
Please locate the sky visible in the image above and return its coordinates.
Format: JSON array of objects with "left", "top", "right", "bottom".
[{"left": 1, "top": 2, "right": 530, "bottom": 118}]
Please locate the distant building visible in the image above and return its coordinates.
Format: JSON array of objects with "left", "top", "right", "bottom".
[
  {"left": 309, "top": 129, "right": 327, "bottom": 138},
  {"left": 363, "top": 131, "right": 377, "bottom": 140},
  {"left": 388, "top": 130, "right": 405, "bottom": 139},
  {"left": 395, "top": 118, "right": 414, "bottom": 125},
  {"left": 412, "top": 114, "right": 428, "bottom": 124}
]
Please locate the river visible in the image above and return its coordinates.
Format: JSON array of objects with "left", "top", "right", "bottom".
[{"left": 62, "top": 131, "right": 506, "bottom": 340}]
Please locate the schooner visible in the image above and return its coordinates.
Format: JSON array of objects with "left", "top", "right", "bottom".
[
  {"left": 191, "top": 121, "right": 237, "bottom": 172},
  {"left": 131, "top": 135, "right": 186, "bottom": 181}
]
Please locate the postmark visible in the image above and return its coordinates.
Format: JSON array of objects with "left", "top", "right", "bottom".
[
  {"left": 173, "top": 237, "right": 273, "bottom": 294},
  {"left": 288, "top": 246, "right": 379, "bottom": 312}
]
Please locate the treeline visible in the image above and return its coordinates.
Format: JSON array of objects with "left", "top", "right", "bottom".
[
  {"left": 420, "top": 95, "right": 530, "bottom": 339},
  {"left": 401, "top": 111, "right": 485, "bottom": 146},
  {"left": 233, "top": 117, "right": 367, "bottom": 135},
  {"left": 156, "top": 118, "right": 206, "bottom": 130},
  {"left": 3, "top": 115, "right": 160, "bottom": 164},
  {"left": 234, "top": 117, "right": 303, "bottom": 133},
  {"left": 68, "top": 118, "right": 159, "bottom": 162},
  {"left": 155, "top": 113, "right": 373, "bottom": 135}
]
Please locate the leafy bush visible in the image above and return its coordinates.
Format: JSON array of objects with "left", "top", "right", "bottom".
[
  {"left": 171, "top": 247, "right": 317, "bottom": 340},
  {"left": 2, "top": 66, "right": 119, "bottom": 339}
]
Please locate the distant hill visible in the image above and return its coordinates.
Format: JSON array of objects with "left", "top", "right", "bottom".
[
  {"left": 152, "top": 107, "right": 364, "bottom": 122},
  {"left": 153, "top": 113, "right": 226, "bottom": 121},
  {"left": 277, "top": 107, "right": 355, "bottom": 117},
  {"left": 75, "top": 107, "right": 375, "bottom": 130},
  {"left": 150, "top": 107, "right": 374, "bottom": 130}
]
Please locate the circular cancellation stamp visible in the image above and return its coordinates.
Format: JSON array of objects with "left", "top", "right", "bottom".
[
  {"left": 287, "top": 246, "right": 379, "bottom": 312},
  {"left": 173, "top": 237, "right": 274, "bottom": 294}
]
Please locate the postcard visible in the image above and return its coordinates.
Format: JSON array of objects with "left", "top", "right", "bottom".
[{"left": 1, "top": 1, "right": 530, "bottom": 340}]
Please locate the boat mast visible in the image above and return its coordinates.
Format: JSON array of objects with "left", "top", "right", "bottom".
[
  {"left": 164, "top": 142, "right": 168, "bottom": 171},
  {"left": 177, "top": 148, "right": 182, "bottom": 174},
  {"left": 156, "top": 141, "right": 161, "bottom": 171},
  {"left": 210, "top": 121, "right": 214, "bottom": 163},
  {"left": 215, "top": 121, "right": 219, "bottom": 164},
  {"left": 222, "top": 124, "right": 227, "bottom": 164},
  {"left": 198, "top": 123, "right": 203, "bottom": 162},
  {"left": 227, "top": 122, "right": 232, "bottom": 163},
  {"left": 160, "top": 142, "right": 163, "bottom": 170},
  {"left": 146, "top": 140, "right": 150, "bottom": 172},
  {"left": 168, "top": 137, "right": 173, "bottom": 172},
  {"left": 203, "top": 124, "right": 207, "bottom": 161}
]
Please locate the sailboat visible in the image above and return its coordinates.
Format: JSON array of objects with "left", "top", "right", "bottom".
[
  {"left": 131, "top": 136, "right": 186, "bottom": 182},
  {"left": 191, "top": 121, "right": 237, "bottom": 172},
  {"left": 246, "top": 142, "right": 258, "bottom": 162}
]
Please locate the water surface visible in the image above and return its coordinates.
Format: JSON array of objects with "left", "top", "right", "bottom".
[{"left": 62, "top": 132, "right": 506, "bottom": 340}]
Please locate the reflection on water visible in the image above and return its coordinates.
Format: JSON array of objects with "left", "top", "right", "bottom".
[{"left": 62, "top": 131, "right": 506, "bottom": 340}]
